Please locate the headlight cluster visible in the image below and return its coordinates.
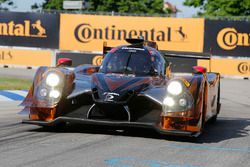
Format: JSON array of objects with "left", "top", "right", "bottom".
[
  {"left": 38, "top": 71, "right": 64, "bottom": 101},
  {"left": 163, "top": 80, "right": 193, "bottom": 113}
]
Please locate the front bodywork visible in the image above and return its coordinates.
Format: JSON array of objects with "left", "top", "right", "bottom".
[{"left": 21, "top": 68, "right": 220, "bottom": 137}]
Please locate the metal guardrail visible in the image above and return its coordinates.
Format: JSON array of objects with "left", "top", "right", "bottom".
[
  {"left": 203, "top": 16, "right": 250, "bottom": 21},
  {"left": 1, "top": 8, "right": 249, "bottom": 20},
  {"left": 0, "top": 9, "right": 174, "bottom": 17}
]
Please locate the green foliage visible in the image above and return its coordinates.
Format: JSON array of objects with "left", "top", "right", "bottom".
[
  {"left": 0, "top": 0, "right": 13, "bottom": 10},
  {"left": 183, "top": 0, "right": 250, "bottom": 16},
  {"left": 40, "top": 0, "right": 167, "bottom": 14},
  {"left": 0, "top": 0, "right": 9, "bottom": 4},
  {"left": 88, "top": 0, "right": 166, "bottom": 14},
  {"left": 42, "top": 0, "right": 64, "bottom": 10}
]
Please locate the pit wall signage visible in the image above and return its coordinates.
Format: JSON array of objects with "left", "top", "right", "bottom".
[
  {"left": 0, "top": 48, "right": 52, "bottom": 67},
  {"left": 59, "top": 14, "right": 204, "bottom": 52},
  {"left": 0, "top": 11, "right": 60, "bottom": 49},
  {"left": 204, "top": 20, "right": 250, "bottom": 57},
  {"left": 198, "top": 58, "right": 250, "bottom": 77}
]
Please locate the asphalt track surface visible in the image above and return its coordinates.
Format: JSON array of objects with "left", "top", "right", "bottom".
[
  {"left": 0, "top": 78, "right": 250, "bottom": 167},
  {"left": 0, "top": 67, "right": 36, "bottom": 80}
]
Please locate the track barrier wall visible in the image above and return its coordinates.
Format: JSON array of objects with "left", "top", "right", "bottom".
[
  {"left": 198, "top": 58, "right": 250, "bottom": 77},
  {"left": 0, "top": 11, "right": 249, "bottom": 77},
  {"left": 0, "top": 48, "right": 53, "bottom": 67}
]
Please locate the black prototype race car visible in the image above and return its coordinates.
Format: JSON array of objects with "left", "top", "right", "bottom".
[{"left": 21, "top": 38, "right": 221, "bottom": 137}]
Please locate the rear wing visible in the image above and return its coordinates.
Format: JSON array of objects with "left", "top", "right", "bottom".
[
  {"left": 161, "top": 49, "right": 212, "bottom": 72},
  {"left": 103, "top": 41, "right": 113, "bottom": 55},
  {"left": 103, "top": 38, "right": 159, "bottom": 55}
]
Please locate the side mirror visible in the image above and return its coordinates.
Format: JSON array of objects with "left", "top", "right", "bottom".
[
  {"left": 192, "top": 66, "right": 207, "bottom": 74},
  {"left": 57, "top": 58, "right": 72, "bottom": 67}
]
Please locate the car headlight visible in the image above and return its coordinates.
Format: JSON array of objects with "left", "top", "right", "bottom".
[
  {"left": 163, "top": 96, "right": 175, "bottom": 107},
  {"left": 49, "top": 90, "right": 61, "bottom": 99},
  {"left": 179, "top": 98, "right": 187, "bottom": 107},
  {"left": 40, "top": 88, "right": 48, "bottom": 97},
  {"left": 167, "top": 81, "right": 183, "bottom": 95},
  {"left": 46, "top": 73, "right": 60, "bottom": 87}
]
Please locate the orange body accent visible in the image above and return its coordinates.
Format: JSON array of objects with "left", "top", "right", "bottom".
[
  {"left": 29, "top": 107, "right": 57, "bottom": 121},
  {"left": 160, "top": 114, "right": 200, "bottom": 133}
]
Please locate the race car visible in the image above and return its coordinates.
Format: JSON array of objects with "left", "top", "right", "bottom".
[{"left": 21, "top": 38, "right": 221, "bottom": 137}]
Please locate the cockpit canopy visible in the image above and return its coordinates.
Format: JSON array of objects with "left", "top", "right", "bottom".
[{"left": 99, "top": 46, "right": 166, "bottom": 76}]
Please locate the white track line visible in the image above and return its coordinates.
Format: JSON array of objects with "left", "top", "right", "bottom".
[
  {"left": 0, "top": 95, "right": 13, "bottom": 101},
  {"left": 5, "top": 90, "right": 28, "bottom": 97}
]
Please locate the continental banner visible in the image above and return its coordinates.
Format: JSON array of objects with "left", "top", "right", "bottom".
[
  {"left": 204, "top": 20, "right": 250, "bottom": 57},
  {"left": 0, "top": 11, "right": 59, "bottom": 49},
  {"left": 0, "top": 48, "right": 52, "bottom": 67},
  {"left": 60, "top": 14, "right": 204, "bottom": 52},
  {"left": 198, "top": 58, "right": 250, "bottom": 77}
]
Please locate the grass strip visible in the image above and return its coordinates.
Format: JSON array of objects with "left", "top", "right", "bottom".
[{"left": 0, "top": 77, "right": 32, "bottom": 90}]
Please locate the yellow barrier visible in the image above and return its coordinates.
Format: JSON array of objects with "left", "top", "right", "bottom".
[
  {"left": 198, "top": 58, "right": 250, "bottom": 77},
  {"left": 0, "top": 48, "right": 52, "bottom": 67},
  {"left": 60, "top": 14, "right": 204, "bottom": 53}
]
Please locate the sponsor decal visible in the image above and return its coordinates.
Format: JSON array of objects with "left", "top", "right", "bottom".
[
  {"left": 60, "top": 14, "right": 204, "bottom": 52},
  {"left": 238, "top": 62, "right": 250, "bottom": 74},
  {"left": 0, "top": 20, "right": 47, "bottom": 38},
  {"left": 217, "top": 28, "right": 250, "bottom": 50},
  {"left": 0, "top": 50, "right": 13, "bottom": 60},
  {"left": 121, "top": 47, "right": 145, "bottom": 51},
  {"left": 103, "top": 92, "right": 119, "bottom": 102}
]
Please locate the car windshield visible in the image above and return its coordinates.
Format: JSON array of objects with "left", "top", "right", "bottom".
[{"left": 100, "top": 48, "right": 154, "bottom": 76}]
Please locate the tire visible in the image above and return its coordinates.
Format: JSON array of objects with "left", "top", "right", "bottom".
[
  {"left": 200, "top": 104, "right": 206, "bottom": 133},
  {"left": 210, "top": 112, "right": 217, "bottom": 123},
  {"left": 210, "top": 81, "right": 220, "bottom": 123},
  {"left": 200, "top": 88, "right": 206, "bottom": 133}
]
